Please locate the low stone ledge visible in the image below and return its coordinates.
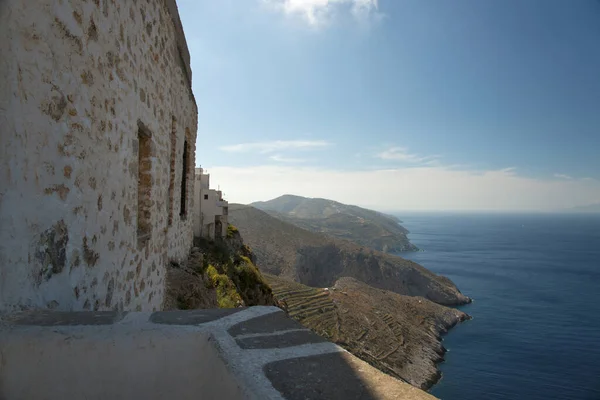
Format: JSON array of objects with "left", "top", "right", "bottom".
[
  {"left": 6, "top": 310, "right": 127, "bottom": 326},
  {"left": 264, "top": 351, "right": 437, "bottom": 400},
  {"left": 265, "top": 352, "right": 375, "bottom": 400},
  {"left": 228, "top": 310, "right": 304, "bottom": 337},
  {"left": 235, "top": 330, "right": 327, "bottom": 349},
  {"left": 149, "top": 308, "right": 244, "bottom": 325}
]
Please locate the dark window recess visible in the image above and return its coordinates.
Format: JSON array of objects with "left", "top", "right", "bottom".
[
  {"left": 137, "top": 121, "right": 152, "bottom": 248},
  {"left": 168, "top": 116, "right": 177, "bottom": 226},
  {"left": 180, "top": 140, "right": 189, "bottom": 218},
  {"left": 204, "top": 194, "right": 208, "bottom": 200}
]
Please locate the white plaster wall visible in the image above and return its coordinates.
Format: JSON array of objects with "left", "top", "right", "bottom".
[
  {"left": 200, "top": 189, "right": 224, "bottom": 238},
  {"left": 220, "top": 212, "right": 229, "bottom": 237},
  {"left": 193, "top": 174, "right": 203, "bottom": 237},
  {"left": 193, "top": 174, "right": 230, "bottom": 239},
  {"left": 0, "top": 0, "right": 197, "bottom": 312},
  {"left": 196, "top": 168, "right": 210, "bottom": 189}
]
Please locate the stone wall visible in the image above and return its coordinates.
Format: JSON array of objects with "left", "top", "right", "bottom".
[{"left": 0, "top": 0, "right": 198, "bottom": 312}]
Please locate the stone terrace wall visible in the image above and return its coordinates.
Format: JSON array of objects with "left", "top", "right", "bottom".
[{"left": 0, "top": 0, "right": 198, "bottom": 312}]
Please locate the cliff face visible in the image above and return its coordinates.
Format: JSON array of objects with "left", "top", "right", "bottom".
[
  {"left": 229, "top": 205, "right": 470, "bottom": 306},
  {"left": 267, "top": 274, "right": 470, "bottom": 390}
]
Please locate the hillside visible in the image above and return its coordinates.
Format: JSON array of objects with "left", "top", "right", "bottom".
[
  {"left": 252, "top": 194, "right": 418, "bottom": 253},
  {"left": 164, "top": 229, "right": 275, "bottom": 310},
  {"left": 228, "top": 204, "right": 471, "bottom": 306},
  {"left": 266, "top": 274, "right": 470, "bottom": 390}
]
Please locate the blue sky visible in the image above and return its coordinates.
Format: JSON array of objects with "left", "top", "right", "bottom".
[{"left": 178, "top": 0, "right": 600, "bottom": 211}]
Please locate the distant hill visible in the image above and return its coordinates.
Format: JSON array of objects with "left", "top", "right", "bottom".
[
  {"left": 266, "top": 274, "right": 470, "bottom": 390},
  {"left": 228, "top": 204, "right": 470, "bottom": 306},
  {"left": 251, "top": 194, "right": 417, "bottom": 253},
  {"left": 567, "top": 203, "right": 600, "bottom": 213}
]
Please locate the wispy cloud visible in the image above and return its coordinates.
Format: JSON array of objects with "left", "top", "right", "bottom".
[
  {"left": 554, "top": 173, "right": 573, "bottom": 180},
  {"left": 262, "top": 0, "right": 381, "bottom": 27},
  {"left": 376, "top": 147, "right": 440, "bottom": 165},
  {"left": 219, "top": 140, "right": 331, "bottom": 154},
  {"left": 269, "top": 154, "right": 307, "bottom": 163}
]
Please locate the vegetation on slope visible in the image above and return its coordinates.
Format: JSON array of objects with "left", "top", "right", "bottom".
[
  {"left": 205, "top": 264, "right": 243, "bottom": 308},
  {"left": 252, "top": 194, "right": 418, "bottom": 253},
  {"left": 226, "top": 224, "right": 239, "bottom": 238},
  {"left": 164, "top": 226, "right": 274, "bottom": 309}
]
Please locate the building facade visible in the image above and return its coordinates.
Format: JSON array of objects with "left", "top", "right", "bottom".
[
  {"left": 193, "top": 168, "right": 229, "bottom": 239},
  {"left": 0, "top": 0, "right": 197, "bottom": 312}
]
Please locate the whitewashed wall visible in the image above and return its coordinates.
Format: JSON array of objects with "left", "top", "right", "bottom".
[{"left": 0, "top": 0, "right": 197, "bottom": 312}]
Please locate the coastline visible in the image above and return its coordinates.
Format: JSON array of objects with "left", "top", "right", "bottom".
[
  {"left": 422, "top": 312, "right": 472, "bottom": 391},
  {"left": 323, "top": 277, "right": 472, "bottom": 391}
]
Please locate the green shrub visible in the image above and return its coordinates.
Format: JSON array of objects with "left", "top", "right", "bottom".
[
  {"left": 239, "top": 255, "right": 253, "bottom": 265},
  {"left": 206, "top": 264, "right": 243, "bottom": 308},
  {"left": 226, "top": 224, "right": 239, "bottom": 238},
  {"left": 241, "top": 244, "right": 252, "bottom": 255},
  {"left": 234, "top": 258, "right": 272, "bottom": 297}
]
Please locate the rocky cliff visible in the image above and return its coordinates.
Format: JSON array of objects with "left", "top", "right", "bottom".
[{"left": 229, "top": 205, "right": 470, "bottom": 306}]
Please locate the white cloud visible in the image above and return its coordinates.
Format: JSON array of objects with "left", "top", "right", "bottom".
[
  {"left": 554, "top": 173, "right": 573, "bottom": 180},
  {"left": 207, "top": 164, "right": 600, "bottom": 212},
  {"left": 219, "top": 140, "right": 331, "bottom": 154},
  {"left": 262, "top": 0, "right": 380, "bottom": 27},
  {"left": 376, "top": 147, "right": 440, "bottom": 165},
  {"left": 269, "top": 154, "right": 307, "bottom": 163}
]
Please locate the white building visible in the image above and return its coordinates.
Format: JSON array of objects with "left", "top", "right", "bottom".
[{"left": 193, "top": 168, "right": 228, "bottom": 239}]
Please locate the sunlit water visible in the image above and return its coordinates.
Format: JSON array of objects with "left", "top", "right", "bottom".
[{"left": 397, "top": 213, "right": 600, "bottom": 400}]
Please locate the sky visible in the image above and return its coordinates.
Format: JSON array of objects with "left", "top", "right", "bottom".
[{"left": 177, "top": 0, "right": 600, "bottom": 211}]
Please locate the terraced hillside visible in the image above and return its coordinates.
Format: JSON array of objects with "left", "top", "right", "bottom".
[
  {"left": 265, "top": 274, "right": 470, "bottom": 390},
  {"left": 267, "top": 274, "right": 339, "bottom": 339}
]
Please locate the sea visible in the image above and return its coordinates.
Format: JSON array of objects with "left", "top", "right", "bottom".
[{"left": 396, "top": 212, "right": 600, "bottom": 400}]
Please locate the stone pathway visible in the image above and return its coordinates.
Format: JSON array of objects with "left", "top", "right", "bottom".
[{"left": 0, "top": 307, "right": 436, "bottom": 400}]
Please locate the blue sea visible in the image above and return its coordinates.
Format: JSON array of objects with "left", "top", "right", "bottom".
[{"left": 397, "top": 213, "right": 600, "bottom": 400}]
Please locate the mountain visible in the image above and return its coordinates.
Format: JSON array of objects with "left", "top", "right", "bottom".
[
  {"left": 251, "top": 194, "right": 418, "bottom": 253},
  {"left": 567, "top": 203, "right": 600, "bottom": 213},
  {"left": 228, "top": 204, "right": 471, "bottom": 306},
  {"left": 266, "top": 274, "right": 470, "bottom": 390}
]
